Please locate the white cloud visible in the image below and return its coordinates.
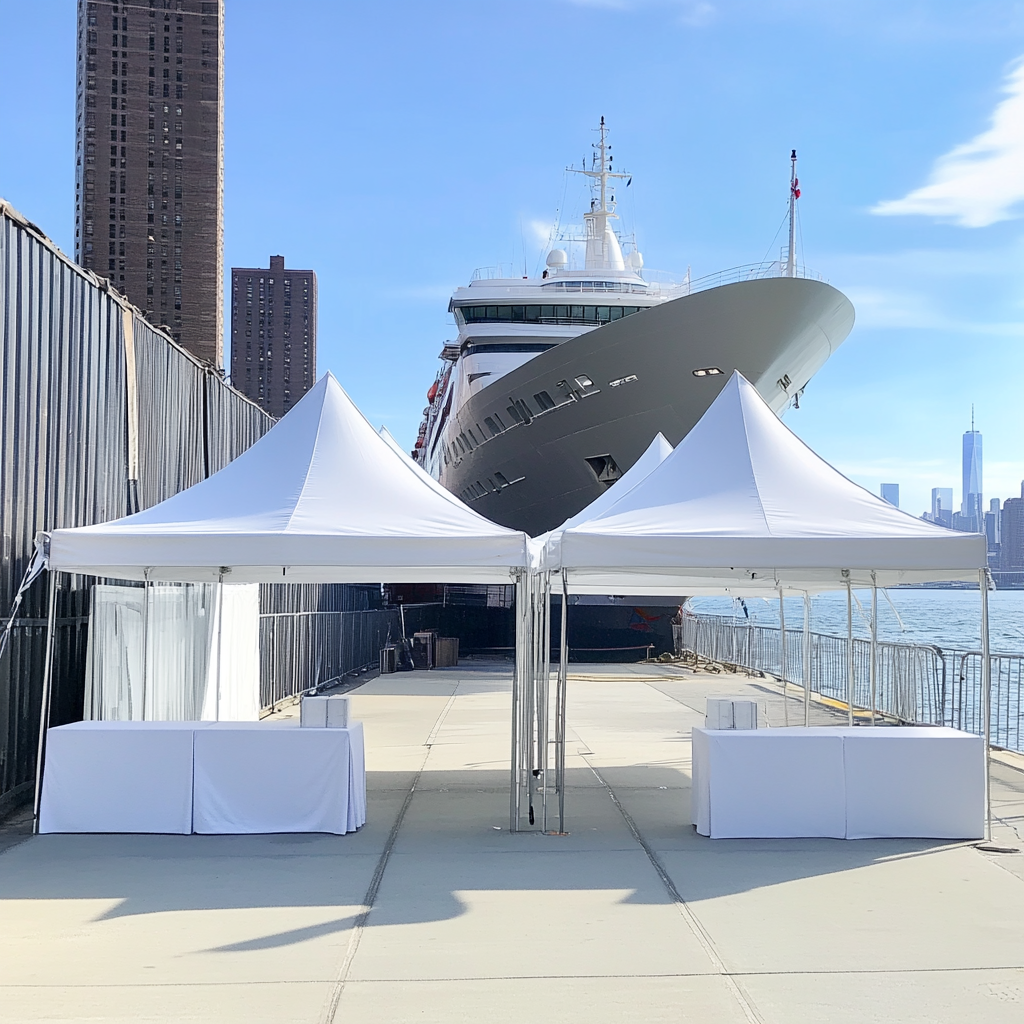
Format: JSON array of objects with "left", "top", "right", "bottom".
[{"left": 872, "top": 58, "right": 1024, "bottom": 227}]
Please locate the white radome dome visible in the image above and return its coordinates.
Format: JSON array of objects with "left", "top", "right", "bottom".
[
  {"left": 628, "top": 250, "right": 644, "bottom": 270},
  {"left": 546, "top": 249, "right": 568, "bottom": 268}
]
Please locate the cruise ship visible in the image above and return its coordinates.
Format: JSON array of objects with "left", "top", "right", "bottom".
[{"left": 414, "top": 121, "right": 856, "bottom": 536}]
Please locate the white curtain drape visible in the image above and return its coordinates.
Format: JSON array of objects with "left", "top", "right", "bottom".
[{"left": 84, "top": 583, "right": 259, "bottom": 721}]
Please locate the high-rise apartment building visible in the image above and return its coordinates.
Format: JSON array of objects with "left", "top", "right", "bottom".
[
  {"left": 74, "top": 0, "right": 224, "bottom": 366},
  {"left": 230, "top": 257, "right": 318, "bottom": 418},
  {"left": 880, "top": 483, "right": 899, "bottom": 508},
  {"left": 962, "top": 419, "right": 983, "bottom": 524}
]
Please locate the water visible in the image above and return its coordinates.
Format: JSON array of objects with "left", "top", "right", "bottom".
[{"left": 687, "top": 589, "right": 1024, "bottom": 655}]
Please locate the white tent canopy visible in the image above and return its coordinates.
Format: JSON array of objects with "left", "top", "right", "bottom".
[
  {"left": 530, "top": 432, "right": 673, "bottom": 572},
  {"left": 544, "top": 372, "right": 986, "bottom": 593},
  {"left": 43, "top": 373, "right": 529, "bottom": 583}
]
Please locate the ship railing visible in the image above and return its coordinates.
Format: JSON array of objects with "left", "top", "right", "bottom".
[
  {"left": 674, "top": 613, "right": 1024, "bottom": 753},
  {"left": 643, "top": 261, "right": 826, "bottom": 298}
]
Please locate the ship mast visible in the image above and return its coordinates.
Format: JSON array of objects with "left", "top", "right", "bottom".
[
  {"left": 569, "top": 117, "right": 630, "bottom": 271},
  {"left": 787, "top": 149, "right": 800, "bottom": 278}
]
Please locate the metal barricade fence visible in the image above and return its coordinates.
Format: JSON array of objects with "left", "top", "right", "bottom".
[
  {"left": 260, "top": 608, "right": 401, "bottom": 709},
  {"left": 675, "top": 614, "right": 1024, "bottom": 753}
]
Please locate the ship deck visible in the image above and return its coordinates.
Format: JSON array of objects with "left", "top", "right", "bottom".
[{"left": 2, "top": 662, "right": 1023, "bottom": 1023}]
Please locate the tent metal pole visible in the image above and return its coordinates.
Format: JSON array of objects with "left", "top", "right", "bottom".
[
  {"left": 526, "top": 575, "right": 537, "bottom": 826},
  {"left": 141, "top": 573, "right": 150, "bottom": 720},
  {"left": 802, "top": 592, "right": 811, "bottom": 727},
  {"left": 778, "top": 586, "right": 788, "bottom": 727},
  {"left": 869, "top": 573, "right": 878, "bottom": 726},
  {"left": 509, "top": 571, "right": 523, "bottom": 832},
  {"left": 32, "top": 570, "right": 59, "bottom": 834},
  {"left": 214, "top": 572, "right": 225, "bottom": 722},
  {"left": 845, "top": 578, "right": 854, "bottom": 726},
  {"left": 557, "top": 569, "right": 568, "bottom": 833},
  {"left": 541, "top": 572, "right": 552, "bottom": 832},
  {"left": 981, "top": 567, "right": 992, "bottom": 843}
]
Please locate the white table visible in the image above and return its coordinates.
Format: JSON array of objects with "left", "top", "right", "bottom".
[
  {"left": 192, "top": 721, "right": 365, "bottom": 835},
  {"left": 39, "top": 720, "right": 366, "bottom": 836},
  {"left": 692, "top": 726, "right": 984, "bottom": 840},
  {"left": 39, "top": 721, "right": 197, "bottom": 834}
]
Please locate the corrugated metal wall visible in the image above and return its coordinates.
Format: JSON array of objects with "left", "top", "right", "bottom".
[{"left": 0, "top": 200, "right": 277, "bottom": 814}]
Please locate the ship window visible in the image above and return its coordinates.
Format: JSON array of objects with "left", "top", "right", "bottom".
[
  {"left": 467, "top": 428, "right": 479, "bottom": 445},
  {"left": 506, "top": 404, "right": 523, "bottom": 424},
  {"left": 493, "top": 412, "right": 507, "bottom": 431},
  {"left": 484, "top": 416, "right": 501, "bottom": 437},
  {"left": 494, "top": 471, "right": 509, "bottom": 487},
  {"left": 533, "top": 391, "right": 556, "bottom": 411},
  {"left": 457, "top": 305, "right": 643, "bottom": 327}
]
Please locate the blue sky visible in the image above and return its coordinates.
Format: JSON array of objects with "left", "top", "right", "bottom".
[{"left": 2, "top": 0, "right": 1023, "bottom": 517}]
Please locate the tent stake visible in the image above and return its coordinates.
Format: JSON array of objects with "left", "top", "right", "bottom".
[{"left": 32, "top": 570, "right": 59, "bottom": 833}]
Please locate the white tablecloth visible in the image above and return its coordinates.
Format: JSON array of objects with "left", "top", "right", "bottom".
[
  {"left": 39, "top": 720, "right": 366, "bottom": 836},
  {"left": 39, "top": 721, "right": 197, "bottom": 834},
  {"left": 692, "top": 726, "right": 984, "bottom": 840},
  {"left": 843, "top": 727, "right": 984, "bottom": 839},
  {"left": 692, "top": 727, "right": 846, "bottom": 839},
  {"left": 192, "top": 721, "right": 365, "bottom": 835}
]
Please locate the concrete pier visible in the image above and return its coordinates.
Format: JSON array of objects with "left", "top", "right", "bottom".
[{"left": 2, "top": 662, "right": 1023, "bottom": 1023}]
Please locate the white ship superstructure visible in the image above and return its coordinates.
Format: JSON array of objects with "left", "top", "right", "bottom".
[{"left": 415, "top": 122, "right": 855, "bottom": 536}]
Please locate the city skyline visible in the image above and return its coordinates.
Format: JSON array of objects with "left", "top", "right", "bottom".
[{"left": 3, "top": 1, "right": 1023, "bottom": 508}]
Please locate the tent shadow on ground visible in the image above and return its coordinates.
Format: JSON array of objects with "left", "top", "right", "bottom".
[{"left": 0, "top": 767, "right": 961, "bottom": 954}]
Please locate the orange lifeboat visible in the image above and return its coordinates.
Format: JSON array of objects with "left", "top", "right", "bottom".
[{"left": 427, "top": 382, "right": 439, "bottom": 403}]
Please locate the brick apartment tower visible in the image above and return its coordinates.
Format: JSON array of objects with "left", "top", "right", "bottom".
[
  {"left": 74, "top": 0, "right": 224, "bottom": 367},
  {"left": 230, "top": 257, "right": 318, "bottom": 418}
]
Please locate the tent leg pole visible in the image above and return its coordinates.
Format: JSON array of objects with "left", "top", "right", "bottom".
[
  {"left": 541, "top": 574, "right": 551, "bottom": 832},
  {"left": 557, "top": 570, "right": 568, "bottom": 834},
  {"left": 846, "top": 579, "right": 854, "bottom": 726},
  {"left": 981, "top": 568, "right": 992, "bottom": 843},
  {"left": 802, "top": 592, "right": 811, "bottom": 727},
  {"left": 215, "top": 574, "right": 225, "bottom": 722},
  {"left": 510, "top": 573, "right": 523, "bottom": 833},
  {"left": 778, "top": 587, "right": 788, "bottom": 727},
  {"left": 870, "top": 574, "right": 878, "bottom": 726},
  {"left": 141, "top": 576, "right": 150, "bottom": 720},
  {"left": 32, "top": 570, "right": 59, "bottom": 834}
]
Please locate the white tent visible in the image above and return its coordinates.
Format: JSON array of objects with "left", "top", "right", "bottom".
[
  {"left": 34, "top": 374, "right": 532, "bottom": 829},
  {"left": 544, "top": 372, "right": 986, "bottom": 593},
  {"left": 43, "top": 373, "right": 529, "bottom": 583},
  {"left": 535, "top": 372, "right": 992, "bottom": 836}
]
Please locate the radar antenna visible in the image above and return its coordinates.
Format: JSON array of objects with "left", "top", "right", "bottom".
[{"left": 567, "top": 117, "right": 631, "bottom": 271}]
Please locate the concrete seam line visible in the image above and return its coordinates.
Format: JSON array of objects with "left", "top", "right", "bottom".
[
  {"left": 583, "top": 756, "right": 767, "bottom": 1024},
  {"left": 319, "top": 757, "right": 424, "bottom": 1024},
  {"left": 320, "top": 681, "right": 460, "bottom": 1023}
]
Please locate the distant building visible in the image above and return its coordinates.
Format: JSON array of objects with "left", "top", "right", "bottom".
[
  {"left": 230, "top": 256, "right": 317, "bottom": 418},
  {"left": 74, "top": 0, "right": 225, "bottom": 366},
  {"left": 1001, "top": 485, "right": 1024, "bottom": 571},
  {"left": 931, "top": 487, "right": 953, "bottom": 528},
  {"left": 962, "top": 419, "right": 983, "bottom": 527},
  {"left": 881, "top": 483, "right": 899, "bottom": 508}
]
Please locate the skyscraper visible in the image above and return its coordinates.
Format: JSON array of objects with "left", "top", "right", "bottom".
[
  {"left": 880, "top": 483, "right": 899, "bottom": 508},
  {"left": 1000, "top": 484, "right": 1024, "bottom": 572},
  {"left": 230, "top": 257, "right": 318, "bottom": 418},
  {"left": 75, "top": 0, "right": 224, "bottom": 366},
  {"left": 931, "top": 487, "right": 953, "bottom": 528},
  {"left": 962, "top": 414, "right": 982, "bottom": 526}
]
